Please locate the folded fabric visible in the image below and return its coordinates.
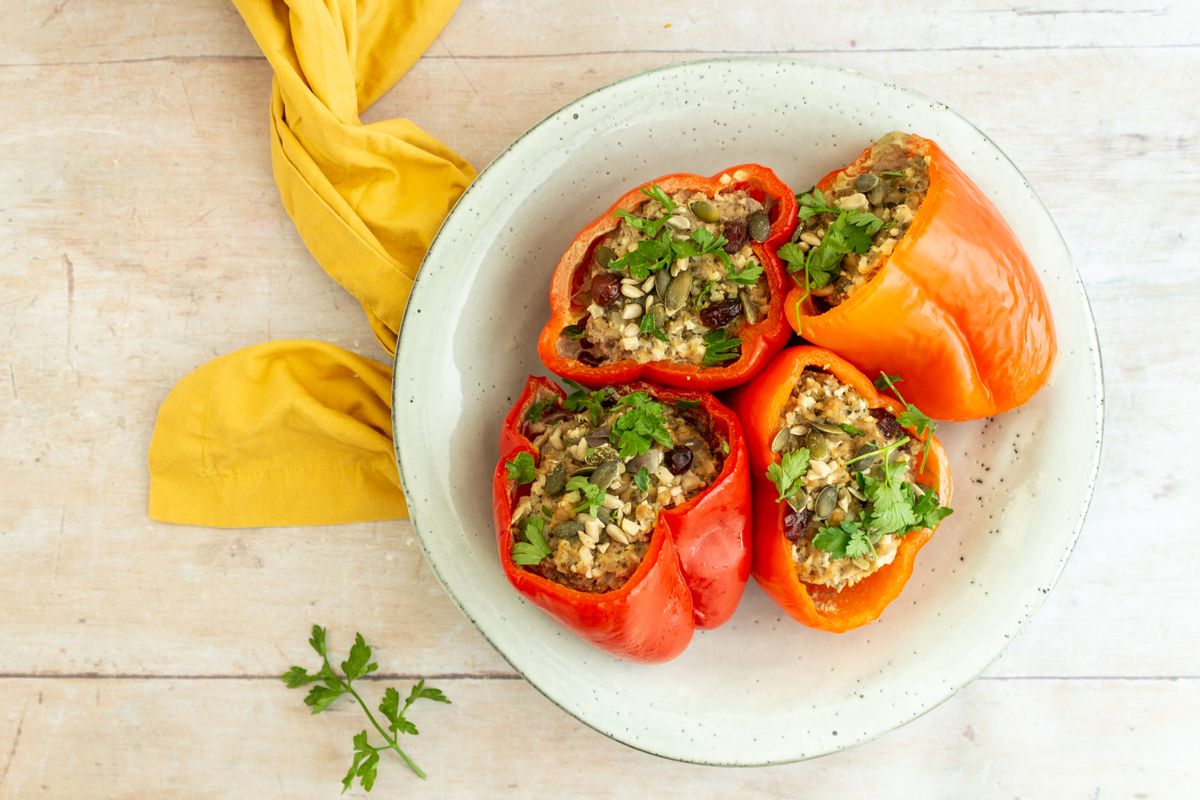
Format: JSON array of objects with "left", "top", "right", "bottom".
[{"left": 148, "top": 0, "right": 475, "bottom": 527}]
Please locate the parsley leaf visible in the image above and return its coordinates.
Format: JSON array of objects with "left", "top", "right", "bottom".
[
  {"left": 839, "top": 423, "right": 863, "bottom": 436},
  {"left": 560, "top": 324, "right": 587, "bottom": 339},
  {"left": 511, "top": 514, "right": 552, "bottom": 565},
  {"left": 675, "top": 399, "right": 701, "bottom": 410},
  {"left": 797, "top": 188, "right": 840, "bottom": 219},
  {"left": 693, "top": 280, "right": 715, "bottom": 311},
  {"left": 790, "top": 191, "right": 886, "bottom": 290},
  {"left": 610, "top": 392, "right": 673, "bottom": 458},
  {"left": 862, "top": 460, "right": 918, "bottom": 535},
  {"left": 639, "top": 309, "right": 669, "bottom": 342},
  {"left": 765, "top": 448, "right": 811, "bottom": 503},
  {"left": 504, "top": 452, "right": 536, "bottom": 485},
  {"left": 525, "top": 400, "right": 554, "bottom": 423},
  {"left": 777, "top": 242, "right": 808, "bottom": 274},
  {"left": 566, "top": 475, "right": 604, "bottom": 516},
  {"left": 608, "top": 233, "right": 673, "bottom": 279},
  {"left": 562, "top": 379, "right": 613, "bottom": 426},
  {"left": 701, "top": 328, "right": 741, "bottom": 367},
  {"left": 641, "top": 183, "right": 679, "bottom": 213},
  {"left": 912, "top": 488, "right": 955, "bottom": 531},
  {"left": 726, "top": 258, "right": 764, "bottom": 285},
  {"left": 874, "top": 371, "right": 938, "bottom": 470},
  {"left": 284, "top": 626, "right": 449, "bottom": 789},
  {"left": 634, "top": 466, "right": 650, "bottom": 493}
]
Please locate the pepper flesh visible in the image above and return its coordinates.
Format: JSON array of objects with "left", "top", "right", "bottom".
[
  {"left": 493, "top": 376, "right": 752, "bottom": 661},
  {"left": 728, "top": 347, "right": 953, "bottom": 632},
  {"left": 538, "top": 165, "right": 798, "bottom": 391},
  {"left": 784, "top": 133, "right": 1056, "bottom": 421}
]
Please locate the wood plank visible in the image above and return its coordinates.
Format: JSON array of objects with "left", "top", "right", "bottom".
[
  {"left": 0, "top": 677, "right": 1193, "bottom": 797},
  {"left": 5, "top": 0, "right": 1195, "bottom": 67},
  {"left": 0, "top": 50, "right": 1197, "bottom": 679}
]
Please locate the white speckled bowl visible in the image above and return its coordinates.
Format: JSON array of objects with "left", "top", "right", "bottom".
[{"left": 392, "top": 59, "right": 1103, "bottom": 765}]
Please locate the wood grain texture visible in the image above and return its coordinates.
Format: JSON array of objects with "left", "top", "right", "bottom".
[{"left": 0, "top": 0, "right": 1196, "bottom": 796}]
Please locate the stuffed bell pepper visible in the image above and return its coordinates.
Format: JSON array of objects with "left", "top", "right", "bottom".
[
  {"left": 538, "top": 165, "right": 798, "bottom": 391},
  {"left": 493, "top": 376, "right": 752, "bottom": 661},
  {"left": 778, "top": 132, "right": 1056, "bottom": 420},
  {"left": 730, "top": 346, "right": 953, "bottom": 632}
]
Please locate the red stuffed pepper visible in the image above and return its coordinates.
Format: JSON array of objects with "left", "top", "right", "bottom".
[
  {"left": 493, "top": 376, "right": 752, "bottom": 661},
  {"left": 777, "top": 131, "right": 1056, "bottom": 421},
  {"left": 538, "top": 165, "right": 798, "bottom": 392},
  {"left": 729, "top": 347, "right": 953, "bottom": 632}
]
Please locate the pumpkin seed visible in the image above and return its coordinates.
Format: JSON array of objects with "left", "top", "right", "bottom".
[
  {"left": 786, "top": 492, "right": 808, "bottom": 513},
  {"left": 814, "top": 485, "right": 838, "bottom": 519},
  {"left": 663, "top": 271, "right": 692, "bottom": 315},
  {"left": 586, "top": 444, "right": 619, "bottom": 466},
  {"left": 741, "top": 291, "right": 757, "bottom": 324},
  {"left": 649, "top": 302, "right": 667, "bottom": 331},
  {"left": 584, "top": 425, "right": 612, "bottom": 447},
  {"left": 596, "top": 506, "right": 613, "bottom": 524},
  {"left": 550, "top": 520, "right": 584, "bottom": 540},
  {"left": 593, "top": 245, "right": 617, "bottom": 269},
  {"left": 806, "top": 430, "right": 829, "bottom": 460},
  {"left": 851, "top": 442, "right": 879, "bottom": 473},
  {"left": 770, "top": 427, "right": 791, "bottom": 452},
  {"left": 570, "top": 464, "right": 595, "bottom": 477},
  {"left": 654, "top": 269, "right": 671, "bottom": 298},
  {"left": 747, "top": 211, "right": 771, "bottom": 242},
  {"left": 868, "top": 181, "right": 889, "bottom": 207},
  {"left": 689, "top": 200, "right": 720, "bottom": 223},
  {"left": 591, "top": 460, "right": 620, "bottom": 490},
  {"left": 544, "top": 462, "right": 566, "bottom": 496},
  {"left": 807, "top": 419, "right": 844, "bottom": 435},
  {"left": 854, "top": 172, "right": 879, "bottom": 193}
]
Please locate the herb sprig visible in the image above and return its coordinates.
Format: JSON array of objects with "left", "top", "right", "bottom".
[
  {"left": 566, "top": 475, "right": 604, "bottom": 516},
  {"left": 511, "top": 514, "right": 552, "bottom": 565},
  {"left": 562, "top": 379, "right": 614, "bottom": 426},
  {"left": 766, "top": 447, "right": 811, "bottom": 503},
  {"left": 284, "top": 626, "right": 450, "bottom": 792},
  {"left": 609, "top": 391, "right": 672, "bottom": 458},
  {"left": 701, "top": 328, "right": 741, "bottom": 367},
  {"left": 873, "top": 372, "right": 938, "bottom": 470},
  {"left": 504, "top": 452, "right": 536, "bottom": 485}
]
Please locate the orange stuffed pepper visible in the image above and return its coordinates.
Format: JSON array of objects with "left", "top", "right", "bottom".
[
  {"left": 778, "top": 132, "right": 1056, "bottom": 421},
  {"left": 729, "top": 346, "right": 952, "bottom": 632}
]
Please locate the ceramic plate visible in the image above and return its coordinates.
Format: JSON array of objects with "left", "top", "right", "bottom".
[{"left": 392, "top": 58, "right": 1103, "bottom": 765}]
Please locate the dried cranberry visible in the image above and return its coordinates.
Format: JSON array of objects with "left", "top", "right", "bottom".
[
  {"left": 870, "top": 408, "right": 903, "bottom": 440},
  {"left": 665, "top": 445, "right": 693, "bottom": 475},
  {"left": 722, "top": 218, "right": 748, "bottom": 254},
  {"left": 783, "top": 507, "right": 812, "bottom": 542},
  {"left": 590, "top": 272, "right": 621, "bottom": 307},
  {"left": 699, "top": 299, "right": 743, "bottom": 329}
]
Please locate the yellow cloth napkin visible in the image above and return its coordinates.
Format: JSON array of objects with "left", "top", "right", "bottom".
[{"left": 148, "top": 0, "right": 474, "bottom": 527}]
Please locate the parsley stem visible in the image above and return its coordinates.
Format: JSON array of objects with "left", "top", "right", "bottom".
[
  {"left": 344, "top": 680, "right": 427, "bottom": 780},
  {"left": 323, "top": 655, "right": 427, "bottom": 781},
  {"left": 844, "top": 436, "right": 910, "bottom": 467}
]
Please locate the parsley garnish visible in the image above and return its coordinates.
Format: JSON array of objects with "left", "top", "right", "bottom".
[
  {"left": 839, "top": 422, "right": 863, "bottom": 436},
  {"left": 873, "top": 372, "right": 938, "bottom": 470},
  {"left": 675, "top": 398, "right": 701, "bottom": 410},
  {"left": 525, "top": 400, "right": 554, "bottom": 423},
  {"left": 765, "top": 448, "right": 811, "bottom": 503},
  {"left": 726, "top": 258, "right": 764, "bottom": 285},
  {"left": 283, "top": 626, "right": 450, "bottom": 789},
  {"left": 634, "top": 466, "right": 650, "bottom": 493},
  {"left": 504, "top": 452, "right": 536, "bottom": 485},
  {"left": 812, "top": 520, "right": 872, "bottom": 560},
  {"left": 701, "top": 328, "right": 741, "bottom": 367},
  {"left": 560, "top": 324, "right": 587, "bottom": 339},
  {"left": 511, "top": 514, "right": 552, "bottom": 565},
  {"left": 611, "top": 183, "right": 681, "bottom": 240},
  {"left": 693, "top": 280, "right": 715, "bottom": 311},
  {"left": 639, "top": 309, "right": 669, "bottom": 342},
  {"left": 778, "top": 190, "right": 886, "bottom": 324},
  {"left": 609, "top": 392, "right": 673, "bottom": 458},
  {"left": 566, "top": 475, "right": 604, "bottom": 516},
  {"left": 562, "top": 379, "right": 613, "bottom": 426},
  {"left": 641, "top": 183, "right": 679, "bottom": 213},
  {"left": 608, "top": 231, "right": 673, "bottom": 279},
  {"left": 879, "top": 169, "right": 907, "bottom": 178}
]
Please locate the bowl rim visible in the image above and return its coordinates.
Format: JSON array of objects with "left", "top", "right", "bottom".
[{"left": 391, "top": 55, "right": 1106, "bottom": 766}]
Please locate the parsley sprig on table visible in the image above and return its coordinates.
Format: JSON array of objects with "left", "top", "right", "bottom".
[
  {"left": 766, "top": 447, "right": 811, "bottom": 503},
  {"left": 872, "top": 372, "right": 938, "bottom": 470},
  {"left": 283, "top": 626, "right": 450, "bottom": 792},
  {"left": 609, "top": 392, "right": 672, "bottom": 458}
]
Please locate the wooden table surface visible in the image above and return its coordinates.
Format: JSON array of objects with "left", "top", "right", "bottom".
[{"left": 1, "top": 0, "right": 1197, "bottom": 796}]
